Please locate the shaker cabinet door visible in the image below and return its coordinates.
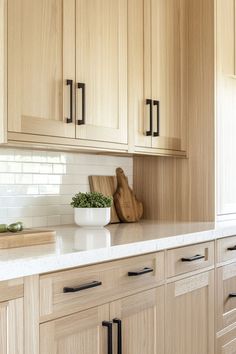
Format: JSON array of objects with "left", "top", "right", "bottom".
[
  {"left": 75, "top": 0, "right": 128, "bottom": 145},
  {"left": 8, "top": 0, "right": 75, "bottom": 138}
]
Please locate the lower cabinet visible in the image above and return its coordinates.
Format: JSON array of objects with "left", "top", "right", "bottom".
[
  {"left": 40, "top": 287, "right": 164, "bottom": 354},
  {"left": 165, "top": 270, "right": 215, "bottom": 354},
  {"left": 0, "top": 298, "right": 24, "bottom": 354},
  {"left": 216, "top": 326, "right": 236, "bottom": 354}
]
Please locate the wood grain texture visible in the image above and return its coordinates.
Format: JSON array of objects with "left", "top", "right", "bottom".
[
  {"left": 217, "top": 263, "right": 236, "bottom": 331},
  {"left": 40, "top": 304, "right": 109, "bottom": 354},
  {"left": 8, "top": 0, "right": 75, "bottom": 138},
  {"left": 24, "top": 275, "right": 40, "bottom": 354},
  {"left": 110, "top": 287, "right": 164, "bottom": 354},
  {"left": 114, "top": 168, "right": 143, "bottom": 222},
  {"left": 0, "top": 299, "right": 24, "bottom": 354},
  {"left": 133, "top": 0, "right": 215, "bottom": 222},
  {"left": 89, "top": 175, "right": 120, "bottom": 223},
  {"left": 0, "top": 0, "right": 7, "bottom": 144},
  {"left": 0, "top": 278, "right": 23, "bottom": 302},
  {"left": 216, "top": 236, "right": 236, "bottom": 265},
  {"left": 39, "top": 252, "right": 164, "bottom": 322},
  {"left": 166, "top": 270, "right": 215, "bottom": 354},
  {"left": 76, "top": 0, "right": 127, "bottom": 145},
  {"left": 0, "top": 229, "right": 55, "bottom": 249},
  {"left": 216, "top": 324, "right": 236, "bottom": 354}
]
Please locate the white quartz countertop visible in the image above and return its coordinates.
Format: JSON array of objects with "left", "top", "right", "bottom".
[{"left": 1, "top": 220, "right": 236, "bottom": 281}]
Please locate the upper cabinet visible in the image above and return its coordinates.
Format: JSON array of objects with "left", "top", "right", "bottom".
[
  {"left": 3, "top": 0, "right": 187, "bottom": 156},
  {"left": 129, "top": 0, "right": 187, "bottom": 156},
  {"left": 8, "top": 0, "right": 76, "bottom": 139},
  {"left": 75, "top": 0, "right": 128, "bottom": 145}
]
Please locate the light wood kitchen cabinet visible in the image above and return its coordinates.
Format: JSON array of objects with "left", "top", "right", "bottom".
[
  {"left": 166, "top": 270, "right": 215, "bottom": 354},
  {"left": 75, "top": 0, "right": 127, "bottom": 145},
  {"left": 129, "top": 0, "right": 187, "bottom": 156},
  {"left": 6, "top": 0, "right": 128, "bottom": 150},
  {"left": 0, "top": 298, "right": 24, "bottom": 354},
  {"left": 110, "top": 287, "right": 164, "bottom": 354},
  {"left": 216, "top": 325, "right": 236, "bottom": 354},
  {"left": 40, "top": 304, "right": 109, "bottom": 354},
  {"left": 217, "top": 262, "right": 236, "bottom": 331},
  {"left": 216, "top": 0, "right": 236, "bottom": 219},
  {"left": 40, "top": 287, "right": 164, "bottom": 354},
  {"left": 7, "top": 0, "right": 75, "bottom": 139}
]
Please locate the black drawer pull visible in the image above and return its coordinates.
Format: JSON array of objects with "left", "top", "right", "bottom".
[
  {"left": 63, "top": 280, "right": 102, "bottom": 293},
  {"left": 227, "top": 246, "right": 236, "bottom": 251},
  {"left": 66, "top": 79, "right": 73, "bottom": 123},
  {"left": 181, "top": 254, "right": 205, "bottom": 262},
  {"left": 229, "top": 293, "right": 236, "bottom": 298},
  {"left": 102, "top": 321, "right": 113, "bottom": 354},
  {"left": 113, "top": 319, "right": 122, "bottom": 354},
  {"left": 153, "top": 100, "right": 160, "bottom": 137},
  {"left": 128, "top": 267, "right": 153, "bottom": 276},
  {"left": 77, "top": 82, "right": 86, "bottom": 125},
  {"left": 145, "top": 99, "right": 153, "bottom": 136}
]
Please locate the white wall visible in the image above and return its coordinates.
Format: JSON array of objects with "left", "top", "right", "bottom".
[{"left": 0, "top": 148, "right": 133, "bottom": 227}]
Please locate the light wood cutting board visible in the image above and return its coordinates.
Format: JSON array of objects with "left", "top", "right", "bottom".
[
  {"left": 89, "top": 175, "right": 120, "bottom": 223},
  {"left": 0, "top": 229, "right": 56, "bottom": 249}
]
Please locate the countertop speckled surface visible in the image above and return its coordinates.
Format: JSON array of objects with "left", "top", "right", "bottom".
[{"left": 1, "top": 220, "right": 236, "bottom": 281}]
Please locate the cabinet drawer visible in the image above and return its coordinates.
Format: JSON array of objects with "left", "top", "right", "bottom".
[
  {"left": 217, "top": 262, "right": 236, "bottom": 330},
  {"left": 0, "top": 278, "right": 23, "bottom": 302},
  {"left": 167, "top": 242, "right": 214, "bottom": 278},
  {"left": 216, "top": 325, "right": 236, "bottom": 354},
  {"left": 217, "top": 236, "right": 236, "bottom": 264},
  {"left": 39, "top": 252, "right": 164, "bottom": 321}
]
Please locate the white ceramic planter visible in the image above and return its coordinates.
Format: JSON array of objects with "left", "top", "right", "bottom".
[{"left": 74, "top": 207, "right": 111, "bottom": 228}]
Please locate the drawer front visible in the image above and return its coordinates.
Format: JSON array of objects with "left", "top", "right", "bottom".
[
  {"left": 39, "top": 252, "right": 164, "bottom": 321},
  {"left": 167, "top": 242, "right": 214, "bottom": 278},
  {"left": 217, "top": 236, "right": 236, "bottom": 264},
  {"left": 217, "top": 262, "right": 236, "bottom": 330},
  {"left": 0, "top": 278, "right": 23, "bottom": 302},
  {"left": 216, "top": 326, "right": 236, "bottom": 354}
]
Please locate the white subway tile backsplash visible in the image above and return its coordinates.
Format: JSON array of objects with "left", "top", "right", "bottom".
[{"left": 0, "top": 148, "right": 133, "bottom": 227}]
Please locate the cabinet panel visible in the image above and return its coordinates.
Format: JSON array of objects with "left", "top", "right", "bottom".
[
  {"left": 217, "top": 263, "right": 236, "bottom": 330},
  {"left": 75, "top": 0, "right": 127, "bottom": 144},
  {"left": 151, "top": 0, "right": 182, "bottom": 151},
  {"left": 166, "top": 270, "right": 215, "bottom": 354},
  {"left": 0, "top": 298, "right": 23, "bottom": 354},
  {"left": 8, "top": 0, "right": 75, "bottom": 138},
  {"left": 40, "top": 304, "right": 109, "bottom": 354},
  {"left": 217, "top": 326, "right": 236, "bottom": 354},
  {"left": 110, "top": 287, "right": 164, "bottom": 354}
]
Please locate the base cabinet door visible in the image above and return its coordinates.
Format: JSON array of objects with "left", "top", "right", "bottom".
[
  {"left": 165, "top": 271, "right": 215, "bottom": 354},
  {"left": 110, "top": 287, "right": 164, "bottom": 354},
  {"left": 40, "top": 304, "right": 109, "bottom": 354},
  {"left": 0, "top": 298, "right": 23, "bottom": 354}
]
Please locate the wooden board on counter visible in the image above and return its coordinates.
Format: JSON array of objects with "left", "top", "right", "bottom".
[
  {"left": 89, "top": 175, "right": 120, "bottom": 223},
  {"left": 0, "top": 229, "right": 56, "bottom": 249}
]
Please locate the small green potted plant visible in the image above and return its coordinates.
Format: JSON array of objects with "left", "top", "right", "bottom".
[{"left": 71, "top": 192, "right": 113, "bottom": 228}]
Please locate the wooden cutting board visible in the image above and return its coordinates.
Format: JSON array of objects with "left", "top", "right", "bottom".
[
  {"left": 89, "top": 175, "right": 120, "bottom": 223},
  {"left": 0, "top": 229, "right": 56, "bottom": 249},
  {"left": 114, "top": 168, "right": 143, "bottom": 222}
]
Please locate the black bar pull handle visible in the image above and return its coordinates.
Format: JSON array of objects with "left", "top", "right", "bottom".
[
  {"left": 181, "top": 254, "right": 205, "bottom": 262},
  {"left": 113, "top": 319, "right": 122, "bottom": 354},
  {"left": 227, "top": 246, "right": 236, "bottom": 251},
  {"left": 145, "top": 99, "right": 153, "bottom": 136},
  {"left": 102, "top": 321, "right": 113, "bottom": 354},
  {"left": 66, "top": 79, "right": 73, "bottom": 123},
  {"left": 229, "top": 293, "right": 236, "bottom": 298},
  {"left": 128, "top": 267, "right": 154, "bottom": 276},
  {"left": 153, "top": 100, "right": 160, "bottom": 137},
  {"left": 63, "top": 280, "right": 102, "bottom": 293},
  {"left": 77, "top": 82, "right": 86, "bottom": 125}
]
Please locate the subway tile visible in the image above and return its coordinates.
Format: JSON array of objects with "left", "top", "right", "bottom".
[
  {"left": 22, "top": 163, "right": 40, "bottom": 173},
  {"left": 33, "top": 174, "right": 48, "bottom": 185},
  {"left": 47, "top": 215, "right": 61, "bottom": 226},
  {"left": 15, "top": 174, "right": 33, "bottom": 184},
  {"left": 32, "top": 216, "right": 48, "bottom": 227},
  {"left": 40, "top": 164, "right": 53, "bottom": 174},
  {"left": 0, "top": 174, "right": 15, "bottom": 184}
]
